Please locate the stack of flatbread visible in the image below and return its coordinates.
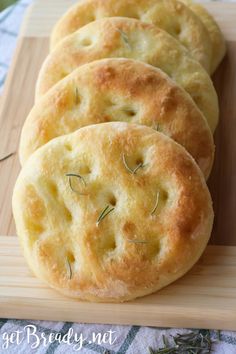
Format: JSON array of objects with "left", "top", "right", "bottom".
[{"left": 13, "top": 0, "right": 225, "bottom": 302}]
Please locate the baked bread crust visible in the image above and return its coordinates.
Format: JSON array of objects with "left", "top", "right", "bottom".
[
  {"left": 181, "top": 0, "right": 226, "bottom": 73},
  {"left": 21, "top": 58, "right": 214, "bottom": 178},
  {"left": 36, "top": 17, "right": 219, "bottom": 132},
  {"left": 13, "top": 123, "right": 214, "bottom": 302},
  {"left": 50, "top": 0, "right": 212, "bottom": 72}
]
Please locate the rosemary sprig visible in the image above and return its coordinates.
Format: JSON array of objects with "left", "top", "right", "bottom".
[
  {"left": 122, "top": 153, "right": 134, "bottom": 174},
  {"left": 0, "top": 152, "right": 15, "bottom": 162},
  {"left": 151, "top": 191, "right": 160, "bottom": 215},
  {"left": 149, "top": 348, "right": 155, "bottom": 354},
  {"left": 66, "top": 173, "right": 86, "bottom": 194},
  {"left": 127, "top": 239, "right": 150, "bottom": 244},
  {"left": 148, "top": 330, "right": 214, "bottom": 354},
  {"left": 75, "top": 87, "right": 80, "bottom": 105},
  {"left": 116, "top": 28, "right": 131, "bottom": 49},
  {"left": 67, "top": 258, "right": 72, "bottom": 280},
  {"left": 132, "top": 162, "right": 144, "bottom": 174},
  {"left": 122, "top": 153, "right": 146, "bottom": 175},
  {"left": 97, "top": 205, "right": 115, "bottom": 225},
  {"left": 162, "top": 335, "right": 169, "bottom": 348}
]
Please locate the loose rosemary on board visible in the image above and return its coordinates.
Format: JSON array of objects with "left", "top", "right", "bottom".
[{"left": 0, "top": 152, "right": 15, "bottom": 162}]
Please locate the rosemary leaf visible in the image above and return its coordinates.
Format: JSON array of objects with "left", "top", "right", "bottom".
[
  {"left": 116, "top": 28, "right": 131, "bottom": 49},
  {"left": 127, "top": 239, "right": 150, "bottom": 244},
  {"left": 97, "top": 205, "right": 109, "bottom": 222},
  {"left": 162, "top": 335, "right": 169, "bottom": 348},
  {"left": 122, "top": 153, "right": 146, "bottom": 175},
  {"left": 132, "top": 162, "right": 144, "bottom": 174},
  {"left": 75, "top": 87, "right": 80, "bottom": 105},
  {"left": 97, "top": 205, "right": 115, "bottom": 225},
  {"left": 151, "top": 191, "right": 160, "bottom": 216},
  {"left": 0, "top": 152, "right": 15, "bottom": 162},
  {"left": 66, "top": 173, "right": 86, "bottom": 186},
  {"left": 66, "top": 173, "right": 86, "bottom": 194},
  {"left": 122, "top": 153, "right": 134, "bottom": 174},
  {"left": 150, "top": 348, "right": 176, "bottom": 354},
  {"left": 149, "top": 348, "right": 155, "bottom": 354},
  {"left": 67, "top": 258, "right": 72, "bottom": 280}
]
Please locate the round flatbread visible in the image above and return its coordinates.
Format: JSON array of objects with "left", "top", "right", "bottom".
[
  {"left": 50, "top": 0, "right": 212, "bottom": 72},
  {"left": 13, "top": 122, "right": 214, "bottom": 302},
  {"left": 21, "top": 59, "right": 214, "bottom": 178},
  {"left": 181, "top": 0, "right": 226, "bottom": 73},
  {"left": 36, "top": 17, "right": 219, "bottom": 132}
]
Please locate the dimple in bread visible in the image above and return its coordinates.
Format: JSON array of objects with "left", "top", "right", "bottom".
[
  {"left": 20, "top": 58, "right": 214, "bottom": 179},
  {"left": 12, "top": 122, "right": 214, "bottom": 302},
  {"left": 181, "top": 0, "right": 226, "bottom": 74},
  {"left": 36, "top": 17, "right": 219, "bottom": 132},
  {"left": 50, "top": 0, "right": 212, "bottom": 72}
]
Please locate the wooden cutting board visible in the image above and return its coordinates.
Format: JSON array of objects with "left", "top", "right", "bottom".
[{"left": 0, "top": 0, "right": 236, "bottom": 330}]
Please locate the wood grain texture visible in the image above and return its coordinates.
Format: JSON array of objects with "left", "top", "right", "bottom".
[
  {"left": 0, "top": 236, "right": 236, "bottom": 330},
  {"left": 0, "top": 38, "right": 49, "bottom": 236},
  {"left": 20, "top": 1, "right": 236, "bottom": 40},
  {"left": 209, "top": 41, "right": 236, "bottom": 246}
]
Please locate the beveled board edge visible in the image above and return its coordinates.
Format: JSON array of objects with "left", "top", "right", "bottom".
[{"left": 1, "top": 236, "right": 236, "bottom": 330}]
